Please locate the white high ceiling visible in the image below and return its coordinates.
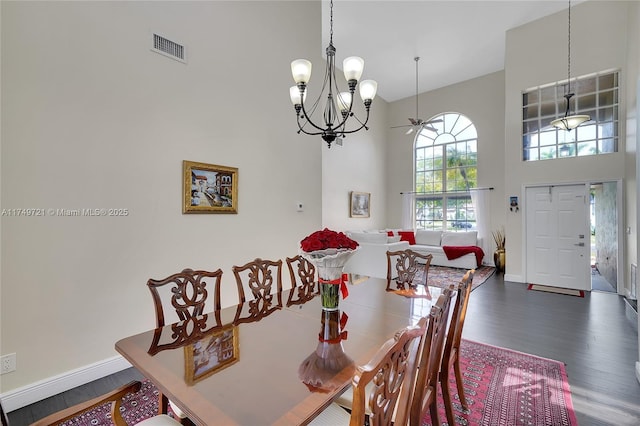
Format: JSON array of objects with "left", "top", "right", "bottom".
[{"left": 323, "top": 0, "right": 579, "bottom": 102}]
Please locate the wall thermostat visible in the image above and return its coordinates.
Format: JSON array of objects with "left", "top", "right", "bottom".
[{"left": 510, "top": 196, "right": 519, "bottom": 212}]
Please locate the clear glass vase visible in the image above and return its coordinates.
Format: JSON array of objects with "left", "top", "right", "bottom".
[
  {"left": 301, "top": 248, "right": 358, "bottom": 311},
  {"left": 297, "top": 310, "right": 354, "bottom": 391},
  {"left": 318, "top": 266, "right": 343, "bottom": 311}
]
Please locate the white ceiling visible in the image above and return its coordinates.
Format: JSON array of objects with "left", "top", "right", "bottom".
[{"left": 323, "top": 0, "right": 577, "bottom": 102}]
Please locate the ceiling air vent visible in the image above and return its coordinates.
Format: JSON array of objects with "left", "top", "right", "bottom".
[{"left": 151, "top": 33, "right": 186, "bottom": 63}]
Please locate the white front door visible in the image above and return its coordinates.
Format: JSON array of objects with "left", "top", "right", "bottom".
[{"left": 525, "top": 184, "right": 590, "bottom": 291}]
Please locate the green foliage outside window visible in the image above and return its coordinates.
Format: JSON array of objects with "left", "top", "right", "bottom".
[{"left": 415, "top": 113, "right": 477, "bottom": 231}]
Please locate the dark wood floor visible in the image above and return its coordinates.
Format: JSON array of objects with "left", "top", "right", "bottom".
[
  {"left": 6, "top": 368, "right": 146, "bottom": 425},
  {"left": 463, "top": 272, "right": 640, "bottom": 426},
  {"left": 7, "top": 272, "right": 640, "bottom": 425}
]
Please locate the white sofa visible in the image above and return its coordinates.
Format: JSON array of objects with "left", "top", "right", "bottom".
[
  {"left": 408, "top": 230, "right": 483, "bottom": 269},
  {"left": 342, "top": 231, "right": 410, "bottom": 279}
]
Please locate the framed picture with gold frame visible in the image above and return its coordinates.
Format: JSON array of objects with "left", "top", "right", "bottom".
[
  {"left": 184, "top": 325, "right": 239, "bottom": 385},
  {"left": 183, "top": 160, "right": 238, "bottom": 214},
  {"left": 349, "top": 191, "right": 370, "bottom": 218}
]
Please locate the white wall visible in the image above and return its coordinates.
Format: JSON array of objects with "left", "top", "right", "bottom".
[
  {"left": 322, "top": 99, "right": 389, "bottom": 231},
  {"left": 504, "top": 1, "right": 631, "bottom": 282},
  {"left": 0, "top": 1, "right": 323, "bottom": 393},
  {"left": 626, "top": 1, "right": 639, "bottom": 298},
  {"left": 629, "top": 0, "right": 640, "bottom": 376},
  {"left": 386, "top": 71, "right": 506, "bottom": 236}
]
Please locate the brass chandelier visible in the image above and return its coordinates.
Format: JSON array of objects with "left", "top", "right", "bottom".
[{"left": 289, "top": 0, "right": 377, "bottom": 148}]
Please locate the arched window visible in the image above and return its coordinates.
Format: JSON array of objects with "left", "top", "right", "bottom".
[{"left": 414, "top": 112, "right": 477, "bottom": 230}]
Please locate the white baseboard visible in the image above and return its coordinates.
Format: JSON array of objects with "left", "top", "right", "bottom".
[{"left": 0, "top": 355, "right": 132, "bottom": 412}]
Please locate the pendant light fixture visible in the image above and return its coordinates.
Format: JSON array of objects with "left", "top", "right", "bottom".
[
  {"left": 550, "top": 0, "right": 590, "bottom": 131},
  {"left": 289, "top": 0, "right": 377, "bottom": 148}
]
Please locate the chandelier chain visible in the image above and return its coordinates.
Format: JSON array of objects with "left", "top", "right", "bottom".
[
  {"left": 567, "top": 0, "right": 572, "bottom": 94},
  {"left": 550, "top": 0, "right": 590, "bottom": 131},
  {"left": 329, "top": 0, "right": 334, "bottom": 45}
]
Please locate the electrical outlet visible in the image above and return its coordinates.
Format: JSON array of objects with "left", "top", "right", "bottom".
[{"left": 1, "top": 353, "right": 16, "bottom": 374}]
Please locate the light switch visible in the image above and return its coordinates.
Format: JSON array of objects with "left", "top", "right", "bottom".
[{"left": 296, "top": 202, "right": 304, "bottom": 212}]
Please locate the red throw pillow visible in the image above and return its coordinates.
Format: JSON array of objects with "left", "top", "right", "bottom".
[
  {"left": 398, "top": 231, "right": 416, "bottom": 245},
  {"left": 387, "top": 231, "right": 394, "bottom": 237}
]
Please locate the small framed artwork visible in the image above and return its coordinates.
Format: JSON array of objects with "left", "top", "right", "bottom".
[
  {"left": 183, "top": 161, "right": 238, "bottom": 214},
  {"left": 184, "top": 325, "right": 239, "bottom": 385},
  {"left": 350, "top": 191, "right": 370, "bottom": 218}
]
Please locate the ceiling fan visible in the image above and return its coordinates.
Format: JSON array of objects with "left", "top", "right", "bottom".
[{"left": 391, "top": 56, "right": 442, "bottom": 135}]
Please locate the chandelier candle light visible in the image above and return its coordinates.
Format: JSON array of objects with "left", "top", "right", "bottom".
[
  {"left": 550, "top": 0, "right": 591, "bottom": 131},
  {"left": 289, "top": 0, "right": 377, "bottom": 148},
  {"left": 300, "top": 228, "right": 359, "bottom": 310}
]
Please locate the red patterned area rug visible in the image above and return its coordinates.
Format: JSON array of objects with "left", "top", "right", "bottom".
[
  {"left": 424, "top": 339, "right": 578, "bottom": 426},
  {"left": 527, "top": 284, "right": 585, "bottom": 297},
  {"left": 59, "top": 379, "right": 168, "bottom": 425},
  {"left": 415, "top": 265, "right": 495, "bottom": 291}
]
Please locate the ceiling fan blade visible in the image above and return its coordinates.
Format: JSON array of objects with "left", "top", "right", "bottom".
[
  {"left": 422, "top": 125, "right": 437, "bottom": 132},
  {"left": 405, "top": 127, "right": 415, "bottom": 135},
  {"left": 391, "top": 124, "right": 412, "bottom": 129}
]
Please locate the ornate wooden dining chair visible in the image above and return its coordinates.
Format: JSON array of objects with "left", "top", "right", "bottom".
[
  {"left": 147, "top": 268, "right": 223, "bottom": 425},
  {"left": 147, "top": 268, "right": 224, "bottom": 328},
  {"left": 410, "top": 286, "right": 455, "bottom": 426},
  {"left": 386, "top": 249, "right": 433, "bottom": 291},
  {"left": 23, "top": 381, "right": 180, "bottom": 426},
  {"left": 232, "top": 258, "right": 283, "bottom": 323},
  {"left": 285, "top": 255, "right": 318, "bottom": 306},
  {"left": 440, "top": 269, "right": 475, "bottom": 425},
  {"left": 309, "top": 320, "right": 427, "bottom": 426}
]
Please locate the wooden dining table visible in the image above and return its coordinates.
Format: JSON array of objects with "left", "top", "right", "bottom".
[{"left": 115, "top": 277, "right": 445, "bottom": 426}]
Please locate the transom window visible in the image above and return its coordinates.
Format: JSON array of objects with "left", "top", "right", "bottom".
[
  {"left": 522, "top": 70, "right": 619, "bottom": 161},
  {"left": 414, "top": 113, "right": 477, "bottom": 230}
]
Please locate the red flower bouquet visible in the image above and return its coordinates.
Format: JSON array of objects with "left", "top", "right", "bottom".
[{"left": 300, "top": 228, "right": 359, "bottom": 252}]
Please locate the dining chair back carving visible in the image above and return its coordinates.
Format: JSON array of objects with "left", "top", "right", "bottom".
[
  {"left": 349, "top": 321, "right": 426, "bottom": 426},
  {"left": 147, "top": 268, "right": 223, "bottom": 328},
  {"left": 286, "top": 255, "right": 318, "bottom": 306},
  {"left": 410, "top": 286, "right": 454, "bottom": 426},
  {"left": 440, "top": 269, "right": 475, "bottom": 425},
  {"left": 232, "top": 258, "right": 283, "bottom": 322},
  {"left": 386, "top": 249, "right": 433, "bottom": 292},
  {"left": 147, "top": 268, "right": 221, "bottom": 425},
  {"left": 148, "top": 313, "right": 215, "bottom": 356}
]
